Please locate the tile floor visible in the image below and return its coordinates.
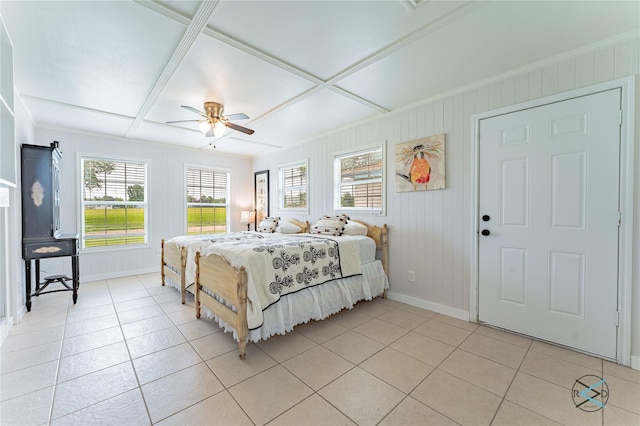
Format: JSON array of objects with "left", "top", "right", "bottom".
[{"left": 1, "top": 273, "right": 639, "bottom": 426}]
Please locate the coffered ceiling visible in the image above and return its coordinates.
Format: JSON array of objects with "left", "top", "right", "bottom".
[{"left": 2, "top": 1, "right": 638, "bottom": 157}]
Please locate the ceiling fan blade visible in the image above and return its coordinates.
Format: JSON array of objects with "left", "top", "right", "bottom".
[
  {"left": 166, "top": 119, "right": 200, "bottom": 124},
  {"left": 223, "top": 113, "right": 249, "bottom": 120},
  {"left": 181, "top": 105, "right": 206, "bottom": 117},
  {"left": 226, "top": 122, "right": 255, "bottom": 135}
]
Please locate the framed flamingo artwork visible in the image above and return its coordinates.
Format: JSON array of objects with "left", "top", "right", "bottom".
[{"left": 394, "top": 133, "right": 445, "bottom": 192}]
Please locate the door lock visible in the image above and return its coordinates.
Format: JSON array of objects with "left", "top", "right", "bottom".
[{"left": 481, "top": 229, "right": 490, "bottom": 236}]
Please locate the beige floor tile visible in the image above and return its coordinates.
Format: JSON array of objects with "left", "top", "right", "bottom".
[
  {"left": 157, "top": 390, "right": 253, "bottom": 426},
  {"left": 1, "top": 325, "right": 65, "bottom": 354},
  {"left": 353, "top": 317, "right": 409, "bottom": 345},
  {"left": 411, "top": 369, "right": 501, "bottom": 426},
  {"left": 52, "top": 362, "right": 138, "bottom": 419},
  {"left": 189, "top": 330, "right": 238, "bottom": 360},
  {"left": 603, "top": 404, "right": 640, "bottom": 426},
  {"left": 0, "top": 340, "right": 61, "bottom": 374},
  {"left": 530, "top": 340, "right": 602, "bottom": 372},
  {"left": 379, "top": 396, "right": 459, "bottom": 426},
  {"left": 166, "top": 306, "right": 200, "bottom": 326},
  {"left": 604, "top": 360, "right": 640, "bottom": 384},
  {"left": 474, "top": 325, "right": 533, "bottom": 349},
  {"left": 413, "top": 318, "right": 473, "bottom": 347},
  {"left": 64, "top": 313, "right": 120, "bottom": 338},
  {"left": 377, "top": 307, "right": 429, "bottom": 330},
  {"left": 329, "top": 308, "right": 373, "bottom": 329},
  {"left": 282, "top": 345, "right": 354, "bottom": 390},
  {"left": 322, "top": 330, "right": 385, "bottom": 364},
  {"left": 294, "top": 318, "right": 349, "bottom": 344},
  {"left": 8, "top": 313, "right": 66, "bottom": 335},
  {"left": 268, "top": 394, "right": 356, "bottom": 426},
  {"left": 117, "top": 304, "right": 165, "bottom": 325},
  {"left": 121, "top": 315, "right": 174, "bottom": 340},
  {"left": 111, "top": 288, "right": 151, "bottom": 303},
  {"left": 66, "top": 304, "right": 115, "bottom": 324},
  {"left": 51, "top": 388, "right": 150, "bottom": 426},
  {"left": 257, "top": 331, "right": 317, "bottom": 362},
  {"left": 0, "top": 386, "right": 54, "bottom": 426},
  {"left": 207, "top": 344, "right": 277, "bottom": 387},
  {"left": 520, "top": 350, "right": 601, "bottom": 390},
  {"left": 57, "top": 341, "right": 130, "bottom": 383},
  {"left": 492, "top": 400, "right": 561, "bottom": 426},
  {"left": 114, "top": 295, "right": 159, "bottom": 313},
  {"left": 360, "top": 347, "right": 434, "bottom": 393},
  {"left": 604, "top": 374, "right": 640, "bottom": 414},
  {"left": 177, "top": 316, "right": 221, "bottom": 341},
  {"left": 132, "top": 342, "right": 202, "bottom": 384},
  {"left": 229, "top": 365, "right": 313, "bottom": 425},
  {"left": 126, "top": 326, "right": 187, "bottom": 359},
  {"left": 153, "top": 292, "right": 184, "bottom": 305},
  {"left": 61, "top": 326, "right": 123, "bottom": 357},
  {"left": 460, "top": 333, "right": 527, "bottom": 369},
  {"left": 439, "top": 349, "right": 517, "bottom": 396},
  {"left": 0, "top": 360, "right": 58, "bottom": 402},
  {"left": 318, "top": 367, "right": 405, "bottom": 426},
  {"left": 431, "top": 313, "right": 479, "bottom": 332},
  {"left": 390, "top": 332, "right": 455, "bottom": 367},
  {"left": 505, "top": 372, "right": 602, "bottom": 425},
  {"left": 142, "top": 362, "right": 224, "bottom": 423},
  {"left": 351, "top": 297, "right": 396, "bottom": 317}
]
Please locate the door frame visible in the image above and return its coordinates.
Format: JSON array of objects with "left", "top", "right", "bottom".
[{"left": 469, "top": 77, "right": 636, "bottom": 365}]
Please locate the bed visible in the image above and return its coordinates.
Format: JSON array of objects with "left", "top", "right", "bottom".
[
  {"left": 193, "top": 220, "right": 389, "bottom": 359},
  {"left": 160, "top": 218, "right": 310, "bottom": 303}
]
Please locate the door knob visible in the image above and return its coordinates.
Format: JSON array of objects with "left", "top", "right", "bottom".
[
  {"left": 481, "top": 229, "right": 490, "bottom": 236},
  {"left": 482, "top": 215, "right": 490, "bottom": 222}
]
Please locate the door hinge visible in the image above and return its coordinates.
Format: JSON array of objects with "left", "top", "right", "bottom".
[
  {"left": 617, "top": 211, "right": 621, "bottom": 227},
  {"left": 615, "top": 311, "right": 620, "bottom": 327},
  {"left": 619, "top": 110, "right": 623, "bottom": 125}
]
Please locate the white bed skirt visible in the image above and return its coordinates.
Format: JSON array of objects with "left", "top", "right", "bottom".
[{"left": 168, "top": 260, "right": 389, "bottom": 343}]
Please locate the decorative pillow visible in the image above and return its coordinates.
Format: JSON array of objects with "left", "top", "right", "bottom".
[
  {"left": 310, "top": 215, "right": 347, "bottom": 236},
  {"left": 276, "top": 221, "right": 302, "bottom": 234},
  {"left": 257, "top": 216, "right": 280, "bottom": 233},
  {"left": 343, "top": 221, "right": 368, "bottom": 236}
]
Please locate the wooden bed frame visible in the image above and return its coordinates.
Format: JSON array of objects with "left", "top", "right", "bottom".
[
  {"left": 194, "top": 220, "right": 388, "bottom": 359},
  {"left": 160, "top": 219, "right": 311, "bottom": 304}
]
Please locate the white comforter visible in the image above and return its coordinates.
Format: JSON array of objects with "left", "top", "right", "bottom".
[{"left": 202, "top": 234, "right": 363, "bottom": 329}]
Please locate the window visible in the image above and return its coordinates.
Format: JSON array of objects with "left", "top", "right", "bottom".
[
  {"left": 278, "top": 160, "right": 308, "bottom": 213},
  {"left": 333, "top": 143, "right": 385, "bottom": 214},
  {"left": 186, "top": 167, "right": 229, "bottom": 235},
  {"left": 81, "top": 157, "right": 147, "bottom": 249}
]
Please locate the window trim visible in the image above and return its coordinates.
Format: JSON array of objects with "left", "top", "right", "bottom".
[
  {"left": 183, "top": 163, "right": 231, "bottom": 235},
  {"left": 78, "top": 153, "right": 149, "bottom": 252},
  {"left": 277, "top": 159, "right": 309, "bottom": 214},
  {"left": 332, "top": 142, "right": 386, "bottom": 216}
]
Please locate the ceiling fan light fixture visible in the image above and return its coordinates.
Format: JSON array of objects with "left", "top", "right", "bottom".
[
  {"left": 213, "top": 121, "right": 227, "bottom": 137},
  {"left": 198, "top": 121, "right": 211, "bottom": 134}
]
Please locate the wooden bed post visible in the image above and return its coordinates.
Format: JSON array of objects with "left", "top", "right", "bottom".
[
  {"left": 382, "top": 224, "right": 389, "bottom": 299},
  {"left": 237, "top": 266, "right": 248, "bottom": 360},
  {"left": 161, "top": 239, "right": 165, "bottom": 286},
  {"left": 180, "top": 248, "right": 187, "bottom": 304},
  {"left": 195, "top": 251, "right": 201, "bottom": 319}
]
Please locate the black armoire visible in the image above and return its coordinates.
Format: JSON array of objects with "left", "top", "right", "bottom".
[{"left": 21, "top": 141, "right": 79, "bottom": 311}]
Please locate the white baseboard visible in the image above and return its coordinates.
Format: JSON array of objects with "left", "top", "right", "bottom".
[
  {"left": 631, "top": 355, "right": 640, "bottom": 371},
  {"left": 386, "top": 291, "right": 470, "bottom": 322}
]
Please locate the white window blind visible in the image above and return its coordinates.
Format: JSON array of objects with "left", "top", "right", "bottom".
[
  {"left": 333, "top": 144, "right": 385, "bottom": 214},
  {"left": 278, "top": 160, "right": 308, "bottom": 212},
  {"left": 186, "top": 167, "right": 229, "bottom": 235}
]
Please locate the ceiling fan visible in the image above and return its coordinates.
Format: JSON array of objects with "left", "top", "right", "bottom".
[{"left": 166, "top": 101, "right": 255, "bottom": 137}]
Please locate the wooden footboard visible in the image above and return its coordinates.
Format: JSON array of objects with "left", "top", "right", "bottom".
[
  {"left": 195, "top": 251, "right": 249, "bottom": 359},
  {"left": 161, "top": 239, "right": 187, "bottom": 304}
]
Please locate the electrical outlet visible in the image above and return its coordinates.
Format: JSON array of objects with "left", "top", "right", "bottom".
[{"left": 408, "top": 270, "right": 415, "bottom": 282}]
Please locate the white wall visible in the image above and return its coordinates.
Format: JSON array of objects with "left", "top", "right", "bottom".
[{"left": 254, "top": 35, "right": 640, "bottom": 366}]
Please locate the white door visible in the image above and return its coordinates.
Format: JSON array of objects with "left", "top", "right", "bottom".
[{"left": 478, "top": 89, "right": 621, "bottom": 359}]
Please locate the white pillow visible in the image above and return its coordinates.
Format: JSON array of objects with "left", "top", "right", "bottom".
[
  {"left": 276, "top": 221, "right": 302, "bottom": 234},
  {"left": 257, "top": 216, "right": 280, "bottom": 233},
  {"left": 310, "top": 216, "right": 347, "bottom": 236},
  {"left": 343, "top": 221, "right": 368, "bottom": 236}
]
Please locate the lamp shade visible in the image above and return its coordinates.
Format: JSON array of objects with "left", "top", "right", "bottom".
[{"left": 240, "top": 210, "right": 252, "bottom": 223}]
